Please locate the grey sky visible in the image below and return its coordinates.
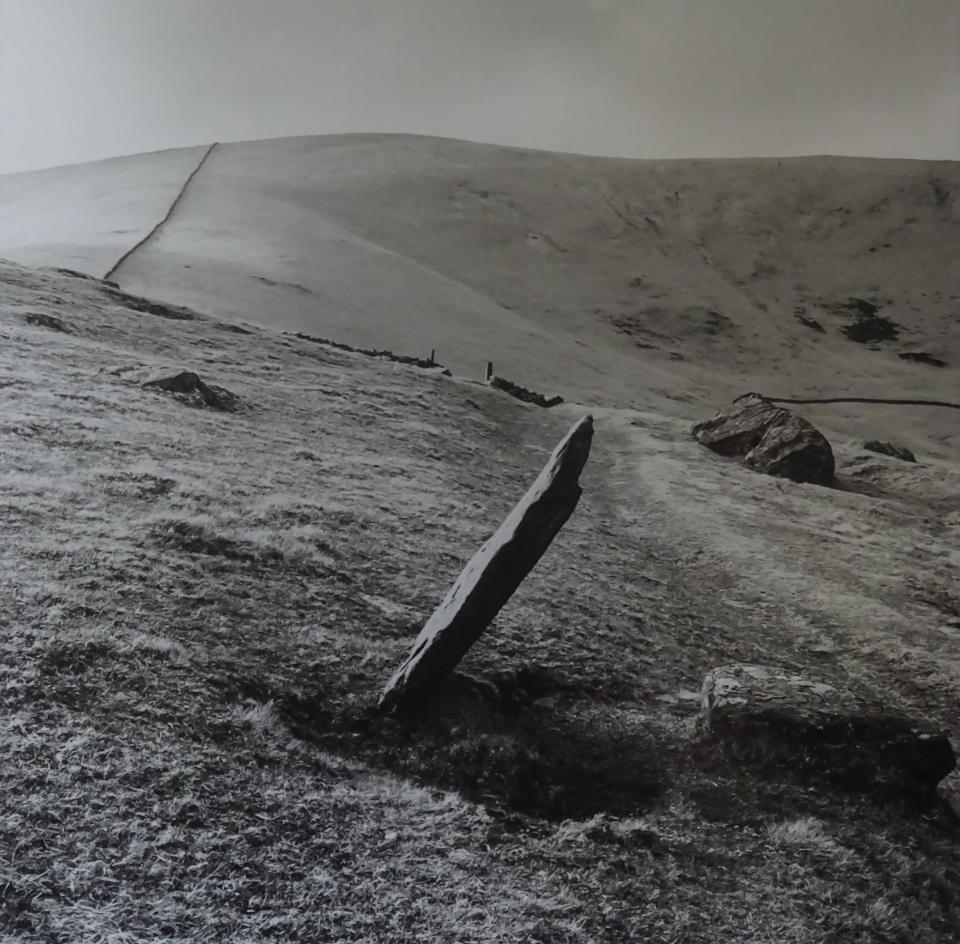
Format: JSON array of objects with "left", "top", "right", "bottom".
[{"left": 1, "top": 0, "right": 957, "bottom": 173}]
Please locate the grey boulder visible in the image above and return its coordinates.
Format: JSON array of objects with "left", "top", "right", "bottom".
[{"left": 692, "top": 393, "right": 834, "bottom": 486}]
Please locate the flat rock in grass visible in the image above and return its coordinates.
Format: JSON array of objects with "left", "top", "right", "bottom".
[
  {"left": 692, "top": 393, "right": 834, "bottom": 486},
  {"left": 700, "top": 663, "right": 955, "bottom": 802},
  {"left": 379, "top": 415, "right": 593, "bottom": 713},
  {"left": 143, "top": 371, "right": 240, "bottom": 412}
]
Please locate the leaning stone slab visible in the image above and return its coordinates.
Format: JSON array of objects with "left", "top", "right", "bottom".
[
  {"left": 700, "top": 663, "right": 955, "bottom": 803},
  {"left": 379, "top": 415, "right": 593, "bottom": 713}
]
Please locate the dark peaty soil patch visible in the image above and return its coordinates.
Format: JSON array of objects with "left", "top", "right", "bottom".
[
  {"left": 824, "top": 296, "right": 901, "bottom": 343},
  {"left": 828, "top": 296, "right": 881, "bottom": 319},
  {"left": 843, "top": 315, "right": 900, "bottom": 343}
]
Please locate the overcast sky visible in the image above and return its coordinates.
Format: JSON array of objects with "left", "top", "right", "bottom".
[{"left": 1, "top": 0, "right": 957, "bottom": 173}]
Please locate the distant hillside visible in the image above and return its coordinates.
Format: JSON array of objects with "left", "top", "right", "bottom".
[{"left": 1, "top": 134, "right": 958, "bottom": 448}]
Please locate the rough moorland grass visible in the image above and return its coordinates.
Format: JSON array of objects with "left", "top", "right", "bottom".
[{"left": 2, "top": 260, "right": 960, "bottom": 942}]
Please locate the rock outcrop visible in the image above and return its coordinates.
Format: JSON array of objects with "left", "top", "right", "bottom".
[
  {"left": 692, "top": 393, "right": 834, "bottom": 485},
  {"left": 24, "top": 312, "right": 73, "bottom": 333},
  {"left": 898, "top": 351, "right": 947, "bottom": 368},
  {"left": 700, "top": 663, "right": 955, "bottom": 804},
  {"left": 864, "top": 440, "right": 917, "bottom": 463},
  {"left": 142, "top": 371, "right": 240, "bottom": 411},
  {"left": 379, "top": 415, "right": 593, "bottom": 713}
]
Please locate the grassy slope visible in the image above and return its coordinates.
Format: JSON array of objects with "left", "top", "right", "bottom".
[
  {"left": 3, "top": 261, "right": 960, "bottom": 942},
  {"left": 1, "top": 136, "right": 958, "bottom": 447},
  {"left": 0, "top": 146, "right": 211, "bottom": 280}
]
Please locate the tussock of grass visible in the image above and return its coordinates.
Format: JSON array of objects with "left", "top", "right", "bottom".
[{"left": 766, "top": 815, "right": 836, "bottom": 849}]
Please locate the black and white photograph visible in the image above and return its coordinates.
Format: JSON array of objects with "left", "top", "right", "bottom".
[{"left": 1, "top": 2, "right": 959, "bottom": 941}]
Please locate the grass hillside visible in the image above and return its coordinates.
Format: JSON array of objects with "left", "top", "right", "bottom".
[
  {"left": 3, "top": 259, "right": 960, "bottom": 942},
  {"left": 1, "top": 135, "right": 958, "bottom": 446}
]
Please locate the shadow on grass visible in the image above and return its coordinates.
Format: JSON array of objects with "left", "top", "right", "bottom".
[{"left": 222, "top": 665, "right": 665, "bottom": 822}]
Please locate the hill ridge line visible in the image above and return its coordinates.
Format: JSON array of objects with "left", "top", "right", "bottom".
[{"left": 103, "top": 142, "right": 218, "bottom": 282}]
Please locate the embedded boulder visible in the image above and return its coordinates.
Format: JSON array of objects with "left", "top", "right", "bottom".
[
  {"left": 692, "top": 393, "right": 834, "bottom": 486},
  {"left": 700, "top": 664, "right": 955, "bottom": 805}
]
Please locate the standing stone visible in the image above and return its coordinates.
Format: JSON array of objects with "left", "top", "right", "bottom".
[{"left": 379, "top": 415, "right": 593, "bottom": 713}]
